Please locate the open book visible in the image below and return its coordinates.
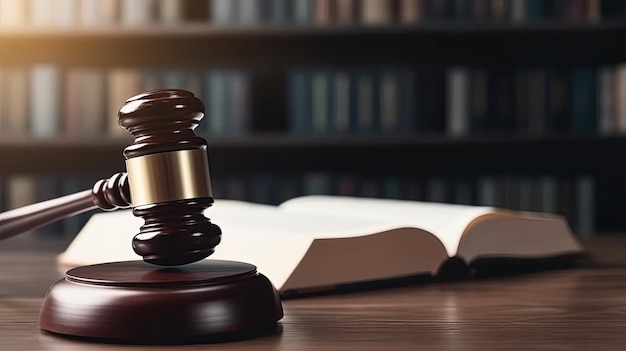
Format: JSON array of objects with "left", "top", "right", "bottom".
[{"left": 58, "top": 195, "right": 584, "bottom": 296}]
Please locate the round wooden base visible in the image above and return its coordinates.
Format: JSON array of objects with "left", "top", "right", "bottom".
[{"left": 39, "top": 260, "right": 283, "bottom": 343}]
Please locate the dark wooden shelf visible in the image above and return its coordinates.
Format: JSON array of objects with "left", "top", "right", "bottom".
[
  {"left": 1, "top": 20, "right": 623, "bottom": 232},
  {"left": 1, "top": 134, "right": 625, "bottom": 177},
  {"left": 0, "top": 22, "right": 624, "bottom": 67}
]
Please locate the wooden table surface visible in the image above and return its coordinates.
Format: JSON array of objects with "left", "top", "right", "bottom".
[{"left": 1, "top": 235, "right": 626, "bottom": 351}]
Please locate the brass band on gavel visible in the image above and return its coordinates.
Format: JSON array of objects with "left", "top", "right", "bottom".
[{"left": 125, "top": 149, "right": 213, "bottom": 207}]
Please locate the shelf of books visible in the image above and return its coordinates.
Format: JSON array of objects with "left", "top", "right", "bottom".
[{"left": 1, "top": 0, "right": 625, "bottom": 241}]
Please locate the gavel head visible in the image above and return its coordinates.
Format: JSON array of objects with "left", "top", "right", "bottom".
[{"left": 117, "top": 89, "right": 221, "bottom": 266}]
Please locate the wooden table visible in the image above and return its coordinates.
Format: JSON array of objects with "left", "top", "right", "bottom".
[{"left": 1, "top": 235, "right": 626, "bottom": 351}]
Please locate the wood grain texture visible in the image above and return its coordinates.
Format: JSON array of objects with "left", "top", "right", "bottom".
[{"left": 1, "top": 235, "right": 626, "bottom": 350}]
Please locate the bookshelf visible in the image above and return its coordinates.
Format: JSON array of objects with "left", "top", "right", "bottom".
[
  {"left": 1, "top": 0, "right": 625, "bottom": 240},
  {"left": 0, "top": 23, "right": 624, "bottom": 66},
  {"left": 2, "top": 134, "right": 626, "bottom": 175}
]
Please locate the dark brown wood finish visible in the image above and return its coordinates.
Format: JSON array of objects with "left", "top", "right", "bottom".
[
  {"left": 118, "top": 89, "right": 208, "bottom": 158},
  {"left": 1, "top": 235, "right": 625, "bottom": 350},
  {"left": 0, "top": 173, "right": 130, "bottom": 241},
  {"left": 38, "top": 260, "right": 283, "bottom": 342},
  {"left": 3, "top": 89, "right": 285, "bottom": 341},
  {"left": 117, "top": 89, "right": 221, "bottom": 266}
]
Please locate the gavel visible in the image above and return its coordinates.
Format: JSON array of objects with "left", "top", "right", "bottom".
[
  {"left": 0, "top": 89, "right": 283, "bottom": 343},
  {"left": 0, "top": 89, "right": 221, "bottom": 266}
]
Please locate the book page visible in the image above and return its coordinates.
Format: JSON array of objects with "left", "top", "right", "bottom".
[
  {"left": 279, "top": 195, "right": 497, "bottom": 257},
  {"left": 457, "top": 213, "right": 582, "bottom": 262},
  {"left": 208, "top": 200, "right": 412, "bottom": 289},
  {"left": 59, "top": 199, "right": 425, "bottom": 290},
  {"left": 57, "top": 209, "right": 144, "bottom": 267}
]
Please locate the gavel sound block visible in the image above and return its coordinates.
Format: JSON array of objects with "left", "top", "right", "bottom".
[{"left": 0, "top": 90, "right": 283, "bottom": 343}]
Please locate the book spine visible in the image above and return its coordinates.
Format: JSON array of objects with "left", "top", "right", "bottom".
[
  {"left": 289, "top": 70, "right": 311, "bottom": 134},
  {"left": 311, "top": 71, "right": 330, "bottom": 134},
  {"left": 446, "top": 67, "right": 470, "bottom": 136},
  {"left": 56, "top": 0, "right": 77, "bottom": 26},
  {"left": 571, "top": 68, "right": 597, "bottom": 133},
  {"left": 80, "top": 69, "right": 107, "bottom": 135},
  {"left": 229, "top": 71, "right": 250, "bottom": 135},
  {"left": 400, "top": 0, "right": 423, "bottom": 23},
  {"left": 0, "top": 0, "right": 28, "bottom": 26},
  {"left": 206, "top": 70, "right": 228, "bottom": 135},
  {"left": 30, "top": 65, "right": 60, "bottom": 137},
  {"left": 107, "top": 68, "right": 141, "bottom": 136},
  {"left": 159, "top": 0, "right": 183, "bottom": 24},
  {"left": 355, "top": 72, "right": 375, "bottom": 133},
  {"left": 293, "top": 0, "right": 313, "bottom": 24},
  {"left": 333, "top": 72, "right": 351, "bottom": 133},
  {"left": 29, "top": 0, "right": 56, "bottom": 26},
  {"left": 378, "top": 70, "right": 398, "bottom": 133},
  {"left": 360, "top": 0, "right": 393, "bottom": 24},
  {"left": 1, "top": 68, "right": 28, "bottom": 135},
  {"left": 120, "top": 0, "right": 156, "bottom": 25}
]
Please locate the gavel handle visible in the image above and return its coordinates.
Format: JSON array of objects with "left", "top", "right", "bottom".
[
  {"left": 0, "top": 190, "right": 95, "bottom": 241},
  {"left": 0, "top": 173, "right": 131, "bottom": 241}
]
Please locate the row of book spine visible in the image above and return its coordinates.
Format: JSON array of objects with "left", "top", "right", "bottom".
[
  {"left": 2, "top": 64, "right": 626, "bottom": 138},
  {"left": 0, "top": 172, "right": 596, "bottom": 240},
  {"left": 291, "top": 64, "right": 626, "bottom": 135},
  {"left": 211, "top": 0, "right": 626, "bottom": 25},
  {"left": 289, "top": 68, "right": 415, "bottom": 134},
  {"left": 447, "top": 65, "right": 626, "bottom": 136},
  {"left": 0, "top": 66, "right": 250, "bottom": 137},
  {"left": 0, "top": 0, "right": 624, "bottom": 27}
]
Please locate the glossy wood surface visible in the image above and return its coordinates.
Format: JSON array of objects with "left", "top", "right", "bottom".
[
  {"left": 39, "top": 260, "right": 283, "bottom": 341},
  {"left": 1, "top": 235, "right": 626, "bottom": 350},
  {"left": 118, "top": 89, "right": 221, "bottom": 266},
  {"left": 0, "top": 173, "right": 130, "bottom": 241}
]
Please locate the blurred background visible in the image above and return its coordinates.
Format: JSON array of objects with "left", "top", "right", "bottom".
[{"left": 0, "top": 0, "right": 625, "bottom": 247}]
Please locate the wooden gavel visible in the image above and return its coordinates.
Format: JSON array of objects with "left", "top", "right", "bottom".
[
  {"left": 0, "top": 89, "right": 283, "bottom": 343},
  {"left": 0, "top": 89, "right": 222, "bottom": 266}
]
